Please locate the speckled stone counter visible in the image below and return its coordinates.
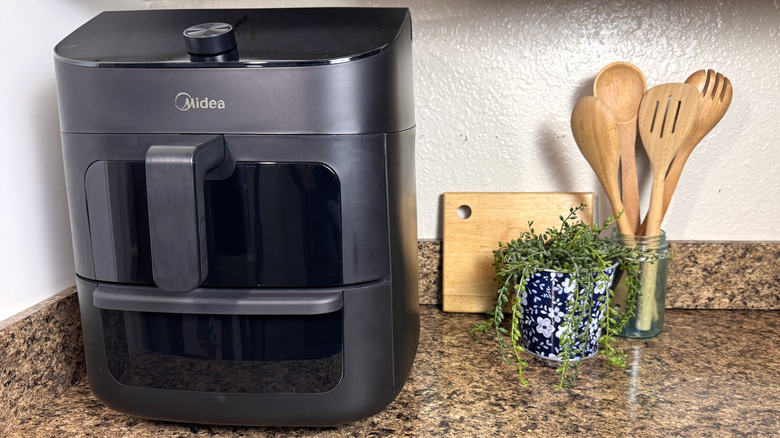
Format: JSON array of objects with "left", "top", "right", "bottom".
[
  {"left": 3, "top": 241, "right": 779, "bottom": 436},
  {"left": 419, "top": 240, "right": 780, "bottom": 309},
  {"left": 0, "top": 288, "right": 84, "bottom": 435},
  {"left": 5, "top": 305, "right": 780, "bottom": 437}
]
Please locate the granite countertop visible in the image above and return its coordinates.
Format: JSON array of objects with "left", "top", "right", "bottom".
[
  {"left": 3, "top": 241, "right": 779, "bottom": 436},
  {"left": 6, "top": 305, "right": 780, "bottom": 437}
]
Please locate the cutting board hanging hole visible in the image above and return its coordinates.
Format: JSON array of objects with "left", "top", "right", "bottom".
[{"left": 457, "top": 205, "right": 472, "bottom": 220}]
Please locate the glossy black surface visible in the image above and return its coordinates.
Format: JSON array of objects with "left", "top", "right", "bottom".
[
  {"left": 54, "top": 8, "right": 410, "bottom": 67},
  {"left": 101, "top": 309, "right": 343, "bottom": 393},
  {"left": 85, "top": 161, "right": 342, "bottom": 287}
]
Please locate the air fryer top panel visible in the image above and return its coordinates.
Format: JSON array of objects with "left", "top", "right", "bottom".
[
  {"left": 54, "top": 8, "right": 414, "bottom": 134},
  {"left": 54, "top": 8, "right": 410, "bottom": 67}
]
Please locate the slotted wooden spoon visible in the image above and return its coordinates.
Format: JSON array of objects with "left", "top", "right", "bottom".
[
  {"left": 571, "top": 96, "right": 634, "bottom": 236},
  {"left": 593, "top": 62, "right": 646, "bottom": 233},
  {"left": 633, "top": 83, "right": 699, "bottom": 331},
  {"left": 662, "top": 70, "right": 732, "bottom": 216},
  {"left": 637, "top": 83, "right": 701, "bottom": 237}
]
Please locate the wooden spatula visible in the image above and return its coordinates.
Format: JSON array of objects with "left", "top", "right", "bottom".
[
  {"left": 663, "top": 71, "right": 732, "bottom": 216},
  {"left": 637, "top": 83, "right": 701, "bottom": 237}
]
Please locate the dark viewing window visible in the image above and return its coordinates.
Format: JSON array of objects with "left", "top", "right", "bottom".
[
  {"left": 203, "top": 162, "right": 343, "bottom": 287},
  {"left": 101, "top": 309, "right": 344, "bottom": 393},
  {"left": 85, "top": 161, "right": 343, "bottom": 287}
]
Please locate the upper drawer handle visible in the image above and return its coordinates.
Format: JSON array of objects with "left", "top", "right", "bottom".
[{"left": 145, "top": 136, "right": 225, "bottom": 292}]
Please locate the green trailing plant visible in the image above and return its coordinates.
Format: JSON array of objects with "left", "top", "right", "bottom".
[{"left": 471, "top": 204, "right": 662, "bottom": 388}]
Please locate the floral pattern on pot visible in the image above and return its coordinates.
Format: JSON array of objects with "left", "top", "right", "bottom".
[{"left": 519, "top": 266, "right": 616, "bottom": 361}]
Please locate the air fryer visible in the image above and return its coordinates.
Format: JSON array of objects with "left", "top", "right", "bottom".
[{"left": 54, "top": 8, "right": 419, "bottom": 426}]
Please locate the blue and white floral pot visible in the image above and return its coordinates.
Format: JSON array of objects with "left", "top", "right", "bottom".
[{"left": 519, "top": 265, "right": 617, "bottom": 361}]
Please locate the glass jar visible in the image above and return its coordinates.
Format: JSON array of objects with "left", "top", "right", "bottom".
[{"left": 613, "top": 231, "right": 669, "bottom": 339}]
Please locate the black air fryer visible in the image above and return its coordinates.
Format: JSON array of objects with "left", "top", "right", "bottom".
[{"left": 54, "top": 8, "right": 418, "bottom": 426}]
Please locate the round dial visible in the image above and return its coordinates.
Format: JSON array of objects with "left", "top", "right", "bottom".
[{"left": 183, "top": 22, "right": 237, "bottom": 56}]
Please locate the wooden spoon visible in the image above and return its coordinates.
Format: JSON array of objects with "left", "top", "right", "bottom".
[
  {"left": 593, "top": 62, "right": 647, "bottom": 234},
  {"left": 637, "top": 83, "right": 701, "bottom": 237},
  {"left": 570, "top": 96, "right": 634, "bottom": 236}
]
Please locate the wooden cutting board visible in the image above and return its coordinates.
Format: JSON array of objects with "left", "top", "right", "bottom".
[{"left": 442, "top": 192, "right": 594, "bottom": 313}]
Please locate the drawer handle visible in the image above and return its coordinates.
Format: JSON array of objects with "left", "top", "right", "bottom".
[{"left": 145, "top": 136, "right": 225, "bottom": 292}]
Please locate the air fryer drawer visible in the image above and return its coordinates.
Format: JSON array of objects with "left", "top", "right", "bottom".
[
  {"left": 62, "top": 133, "right": 391, "bottom": 287},
  {"left": 93, "top": 282, "right": 345, "bottom": 393},
  {"left": 84, "top": 160, "right": 343, "bottom": 287},
  {"left": 76, "top": 278, "right": 403, "bottom": 426}
]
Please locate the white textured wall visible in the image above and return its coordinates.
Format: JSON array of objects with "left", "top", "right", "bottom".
[
  {"left": 1, "top": 0, "right": 778, "bottom": 320},
  {"left": 0, "top": 0, "right": 143, "bottom": 321},
  {"left": 149, "top": 0, "right": 779, "bottom": 241}
]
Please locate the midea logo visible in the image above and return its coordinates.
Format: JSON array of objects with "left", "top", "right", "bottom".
[{"left": 175, "top": 92, "right": 226, "bottom": 111}]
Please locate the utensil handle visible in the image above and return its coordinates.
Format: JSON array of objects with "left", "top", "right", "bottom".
[
  {"left": 643, "top": 171, "right": 666, "bottom": 237},
  {"left": 617, "top": 122, "right": 640, "bottom": 234},
  {"left": 606, "top": 192, "right": 635, "bottom": 242},
  {"left": 637, "top": 136, "right": 696, "bottom": 235},
  {"left": 661, "top": 143, "right": 691, "bottom": 217}
]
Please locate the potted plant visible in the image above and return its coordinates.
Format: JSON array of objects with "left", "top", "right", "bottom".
[{"left": 472, "top": 204, "right": 660, "bottom": 388}]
